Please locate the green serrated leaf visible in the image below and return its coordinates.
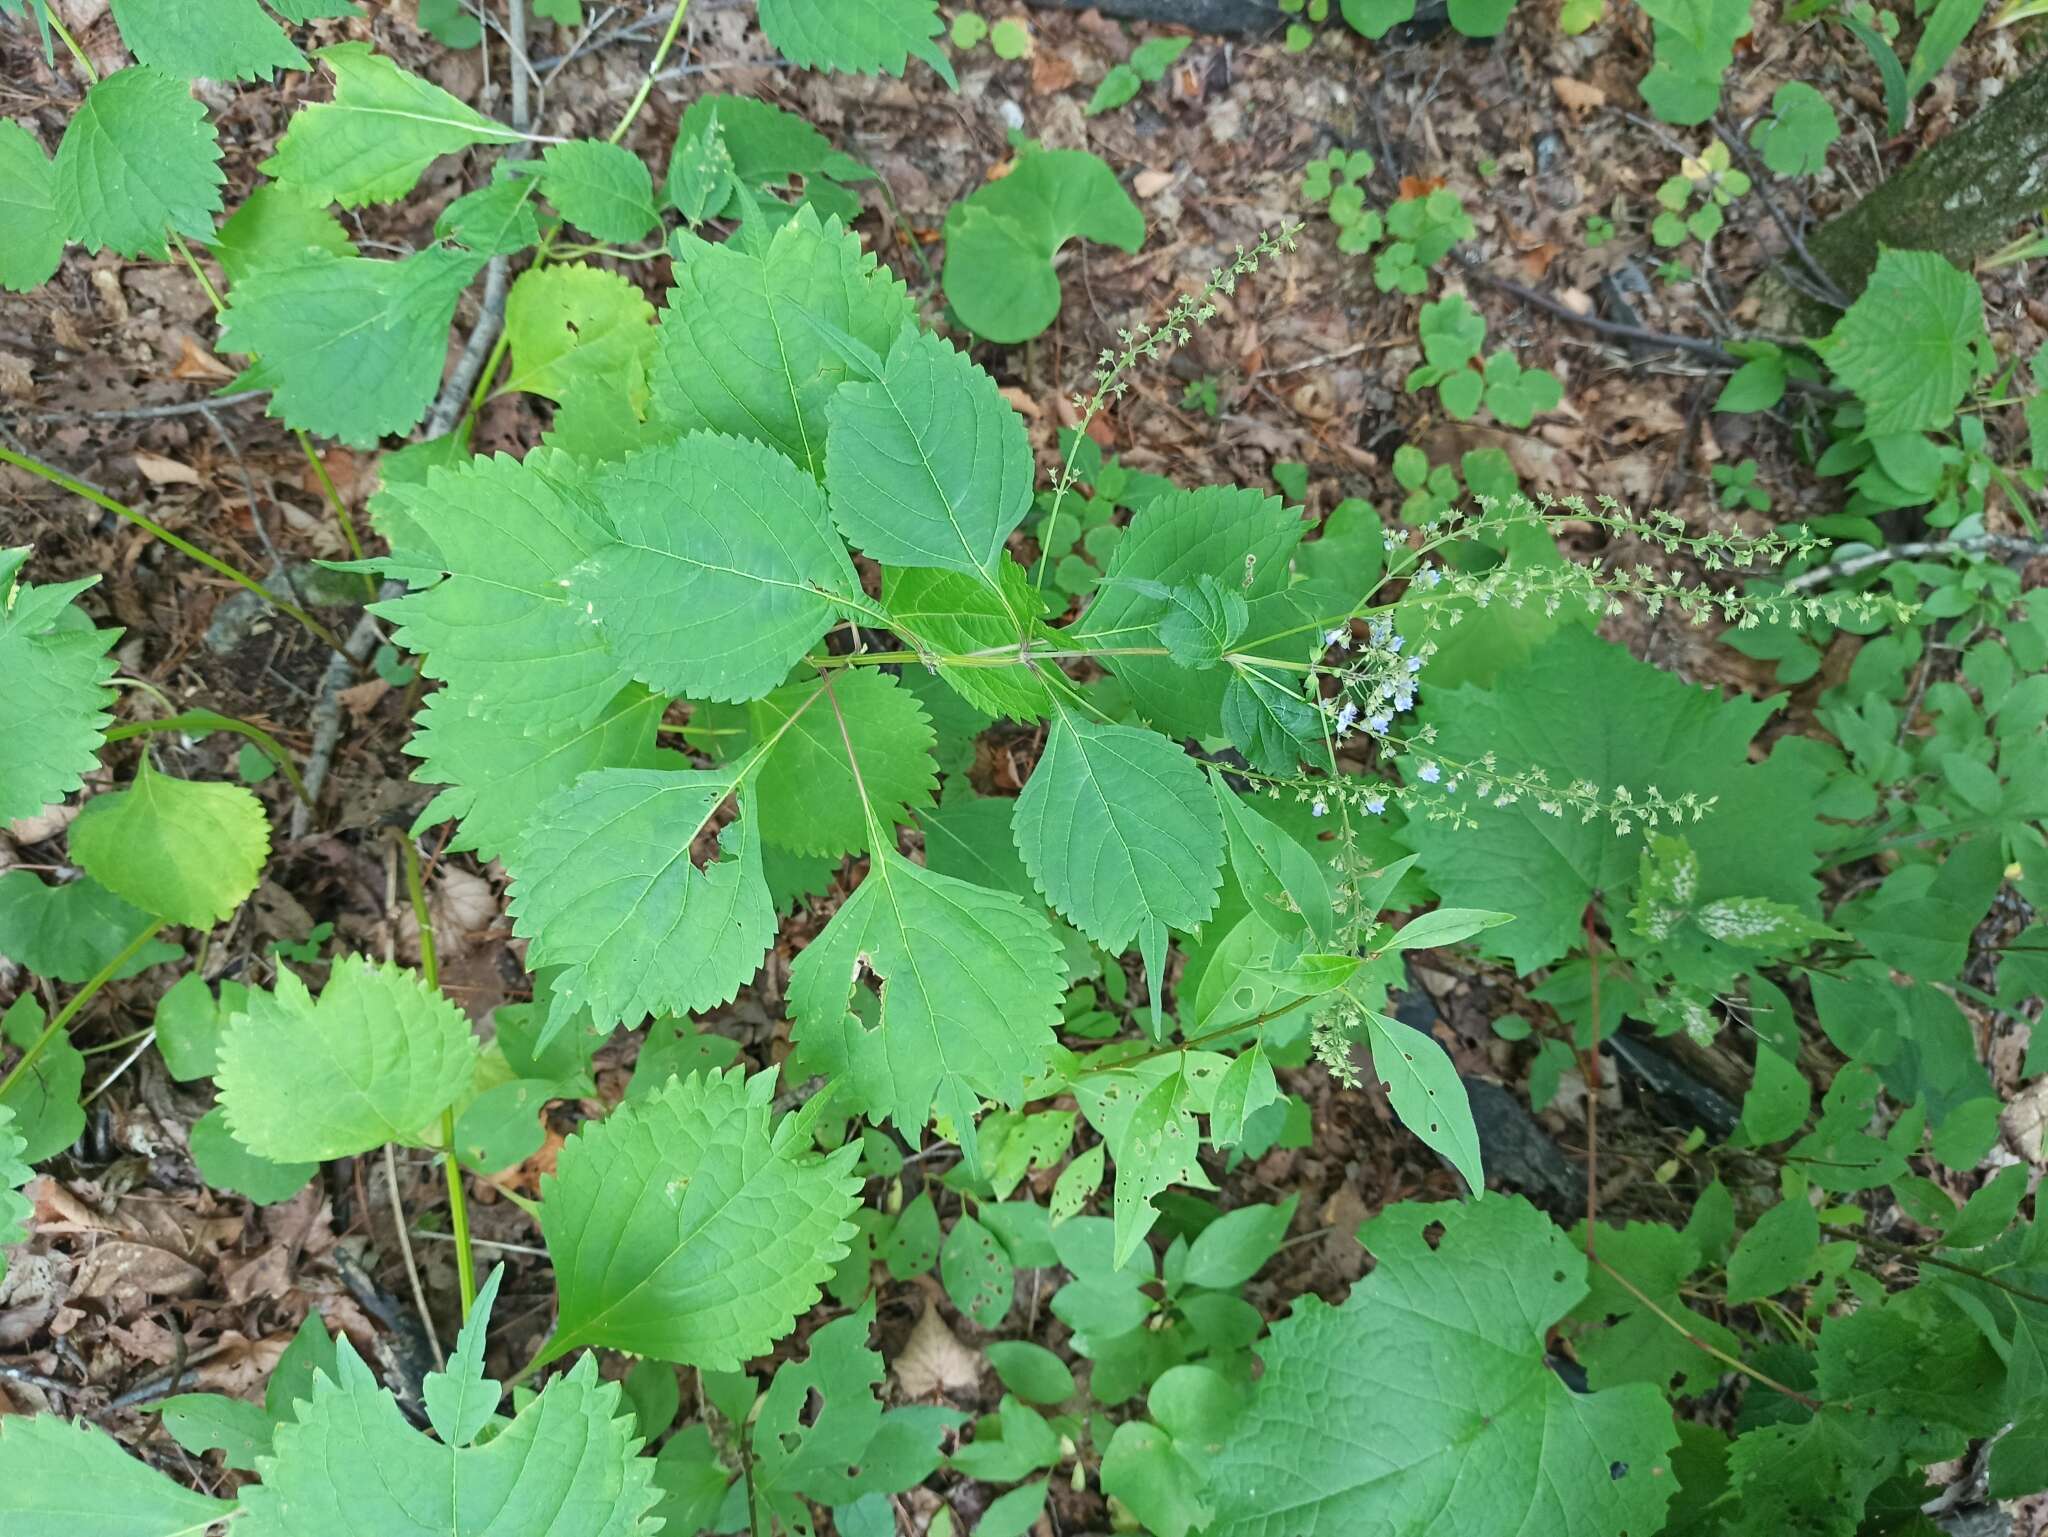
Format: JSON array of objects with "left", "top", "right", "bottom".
[
  {"left": 788, "top": 850, "right": 1065, "bottom": 1144},
  {"left": 500, "top": 261, "right": 655, "bottom": 407},
  {"left": 1210, "top": 1196, "right": 1678, "bottom": 1537},
  {"left": 1013, "top": 709, "right": 1225, "bottom": 954},
  {"left": 53, "top": 66, "right": 225, "bottom": 258},
  {"left": 221, "top": 246, "right": 486, "bottom": 446},
  {"left": 239, "top": 1341, "right": 661, "bottom": 1536},
  {"left": 757, "top": 0, "right": 956, "bottom": 86},
  {"left": 69, "top": 758, "right": 268, "bottom": 928},
  {"left": 209, "top": 181, "right": 357, "bottom": 287},
  {"left": 435, "top": 174, "right": 541, "bottom": 256},
  {"left": 573, "top": 432, "right": 860, "bottom": 704},
  {"left": 0, "top": 1102, "right": 29, "bottom": 1287},
  {"left": 262, "top": 43, "right": 522, "bottom": 208},
  {"left": 648, "top": 206, "right": 915, "bottom": 478},
  {"left": 538, "top": 1067, "right": 861, "bottom": 1368},
  {"left": 0, "top": 550, "right": 116, "bottom": 825},
  {"left": 537, "top": 138, "right": 660, "bottom": 243},
  {"left": 503, "top": 767, "right": 777, "bottom": 1036},
  {"left": 109, "top": 0, "right": 307, "bottom": 80},
  {"left": 941, "top": 146, "right": 1143, "bottom": 343},
  {"left": 0, "top": 1413, "right": 240, "bottom": 1536},
  {"left": 0, "top": 122, "right": 65, "bottom": 292},
  {"left": 826, "top": 325, "right": 1034, "bottom": 577},
  {"left": 215, "top": 956, "right": 478, "bottom": 1159},
  {"left": 883, "top": 559, "right": 1054, "bottom": 718},
  {"left": 0, "top": 873, "right": 178, "bottom": 983},
  {"left": 1824, "top": 247, "right": 1984, "bottom": 435}
]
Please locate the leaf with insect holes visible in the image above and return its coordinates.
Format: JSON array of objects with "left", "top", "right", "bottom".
[
  {"left": 0, "top": 122, "right": 65, "bottom": 292},
  {"left": 825, "top": 326, "right": 1035, "bottom": 577},
  {"left": 0, "top": 549, "right": 117, "bottom": 826},
  {"left": 1352, "top": 997, "right": 1484, "bottom": 1192},
  {"left": 262, "top": 44, "right": 523, "bottom": 208},
  {"left": 54, "top": 66, "right": 225, "bottom": 258},
  {"left": 787, "top": 849, "right": 1065, "bottom": 1146},
  {"left": 648, "top": 206, "right": 916, "bottom": 477},
  {"left": 69, "top": 757, "right": 268, "bottom": 928},
  {"left": 0, "top": 1414, "right": 240, "bottom": 1536},
  {"left": 369, "top": 449, "right": 635, "bottom": 732},
  {"left": 1078, "top": 1064, "right": 1215, "bottom": 1266},
  {"left": 537, "top": 1067, "right": 861, "bottom": 1369},
  {"left": 500, "top": 262, "right": 656, "bottom": 406},
  {"left": 1209, "top": 1196, "right": 1679, "bottom": 1537},
  {"left": 698, "top": 670, "right": 938, "bottom": 858},
  {"left": 536, "top": 139, "right": 660, "bottom": 244},
  {"left": 756, "top": 0, "right": 955, "bottom": 86},
  {"left": 221, "top": 247, "right": 487, "bottom": 446},
  {"left": 571, "top": 432, "right": 862, "bottom": 705},
  {"left": 108, "top": 0, "right": 307, "bottom": 80},
  {"left": 1012, "top": 709, "right": 1225, "bottom": 960},
  {"left": 942, "top": 145, "right": 1143, "bottom": 343},
  {"left": 236, "top": 1340, "right": 662, "bottom": 1536},
  {"left": 215, "top": 956, "right": 478, "bottom": 1160},
  {"left": 502, "top": 767, "right": 778, "bottom": 1038}
]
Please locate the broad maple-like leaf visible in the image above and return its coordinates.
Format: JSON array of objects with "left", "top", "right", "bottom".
[
  {"left": 538, "top": 1068, "right": 861, "bottom": 1369},
  {"left": 0, "top": 548, "right": 116, "bottom": 826},
  {"left": 1209, "top": 1195, "right": 1679, "bottom": 1537}
]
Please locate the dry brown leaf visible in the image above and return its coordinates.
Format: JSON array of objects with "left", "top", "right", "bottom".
[
  {"left": 892, "top": 1301, "right": 980, "bottom": 1399},
  {"left": 1133, "top": 168, "right": 1175, "bottom": 199},
  {"left": 1552, "top": 76, "right": 1607, "bottom": 114},
  {"left": 1397, "top": 174, "right": 1446, "bottom": 200},
  {"left": 0, "top": 351, "right": 31, "bottom": 398},
  {"left": 72, "top": 1241, "right": 206, "bottom": 1308},
  {"left": 170, "top": 333, "right": 235, "bottom": 381},
  {"left": 337, "top": 676, "right": 390, "bottom": 720},
  {"left": 1030, "top": 49, "right": 1076, "bottom": 94},
  {"left": 134, "top": 451, "right": 201, "bottom": 486}
]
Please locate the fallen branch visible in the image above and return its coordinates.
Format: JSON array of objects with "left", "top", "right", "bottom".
[
  {"left": 1786, "top": 533, "right": 2048, "bottom": 592},
  {"left": 1023, "top": 0, "right": 1286, "bottom": 32}
]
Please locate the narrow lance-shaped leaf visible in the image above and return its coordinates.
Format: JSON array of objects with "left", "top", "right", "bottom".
[{"left": 537, "top": 1067, "right": 861, "bottom": 1368}]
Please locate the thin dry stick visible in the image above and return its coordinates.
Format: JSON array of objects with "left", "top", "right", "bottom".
[
  {"left": 9, "top": 389, "right": 270, "bottom": 423},
  {"left": 384, "top": 1143, "right": 446, "bottom": 1369},
  {"left": 1786, "top": 533, "right": 2048, "bottom": 591},
  {"left": 1591, "top": 1255, "right": 1823, "bottom": 1411}
]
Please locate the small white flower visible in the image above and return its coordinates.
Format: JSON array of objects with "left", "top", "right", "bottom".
[
  {"left": 1364, "top": 794, "right": 1387, "bottom": 815},
  {"left": 1417, "top": 761, "right": 1442, "bottom": 784},
  {"left": 1311, "top": 797, "right": 1329, "bottom": 817}
]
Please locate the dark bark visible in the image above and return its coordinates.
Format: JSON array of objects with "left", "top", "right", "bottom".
[
  {"left": 1023, "top": 0, "right": 1288, "bottom": 35},
  {"left": 1808, "top": 55, "right": 2048, "bottom": 296}
]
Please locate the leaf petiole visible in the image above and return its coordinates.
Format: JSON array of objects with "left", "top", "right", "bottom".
[{"left": 0, "top": 921, "right": 167, "bottom": 1106}]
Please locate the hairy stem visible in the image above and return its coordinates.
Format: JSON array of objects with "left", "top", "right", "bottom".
[
  {"left": 0, "top": 445, "right": 351, "bottom": 656},
  {"left": 105, "top": 709, "right": 310, "bottom": 806},
  {"left": 0, "top": 922, "right": 166, "bottom": 1105},
  {"left": 398, "top": 832, "right": 478, "bottom": 1322}
]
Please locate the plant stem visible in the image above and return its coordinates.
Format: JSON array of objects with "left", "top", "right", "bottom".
[
  {"left": 105, "top": 709, "right": 311, "bottom": 806},
  {"left": 1823, "top": 1225, "right": 2048, "bottom": 1310},
  {"left": 170, "top": 231, "right": 225, "bottom": 313},
  {"left": 295, "top": 431, "right": 376, "bottom": 596},
  {"left": 608, "top": 0, "right": 692, "bottom": 144},
  {"left": 0, "top": 445, "right": 351, "bottom": 656},
  {"left": 0, "top": 923, "right": 165, "bottom": 1105},
  {"left": 1589, "top": 1254, "right": 1824, "bottom": 1411},
  {"left": 397, "top": 832, "right": 478, "bottom": 1322},
  {"left": 46, "top": 10, "right": 98, "bottom": 82}
]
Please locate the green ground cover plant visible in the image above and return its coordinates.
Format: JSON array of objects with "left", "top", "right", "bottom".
[{"left": 1, "top": 0, "right": 2046, "bottom": 1534}]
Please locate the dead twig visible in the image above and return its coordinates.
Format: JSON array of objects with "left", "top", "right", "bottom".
[{"left": 1786, "top": 533, "right": 2048, "bottom": 591}]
